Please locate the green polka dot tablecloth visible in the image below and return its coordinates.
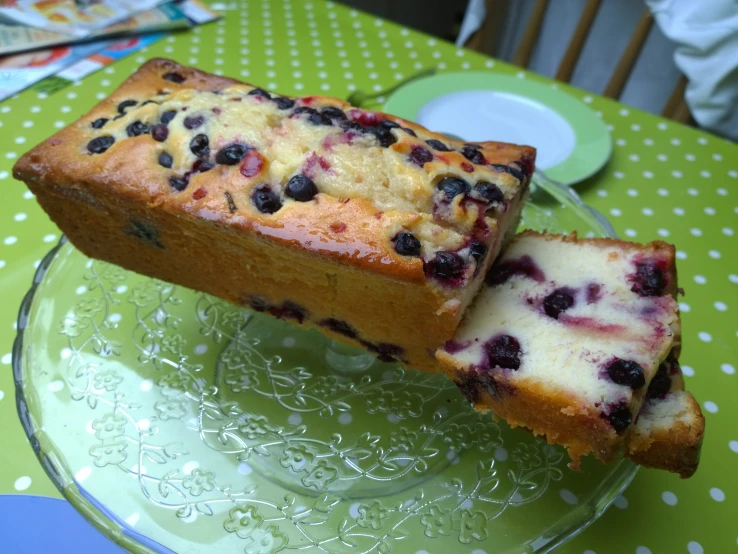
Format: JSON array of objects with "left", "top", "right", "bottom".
[{"left": 0, "top": 1, "right": 736, "bottom": 553}]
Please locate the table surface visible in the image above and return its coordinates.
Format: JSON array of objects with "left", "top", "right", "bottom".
[{"left": 0, "top": 1, "right": 736, "bottom": 553}]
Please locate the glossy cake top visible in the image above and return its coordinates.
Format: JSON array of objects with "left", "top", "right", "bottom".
[
  {"left": 440, "top": 231, "right": 680, "bottom": 433},
  {"left": 14, "top": 59, "right": 534, "bottom": 291}
]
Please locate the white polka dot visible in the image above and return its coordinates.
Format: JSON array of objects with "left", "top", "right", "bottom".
[
  {"left": 687, "top": 188, "right": 699, "bottom": 196},
  {"left": 610, "top": 208, "right": 621, "bottom": 216},
  {"left": 682, "top": 365, "right": 695, "bottom": 377},
  {"left": 673, "top": 207, "right": 684, "bottom": 215},
  {"left": 690, "top": 228, "right": 702, "bottom": 237},
  {"left": 338, "top": 412, "right": 353, "bottom": 424},
  {"left": 685, "top": 153, "right": 696, "bottom": 161},
  {"left": 636, "top": 546, "right": 652, "bottom": 554},
  {"left": 4, "top": 236, "right": 17, "bottom": 245},
  {"left": 716, "top": 187, "right": 728, "bottom": 196},
  {"left": 629, "top": 154, "right": 639, "bottom": 162},
  {"left": 721, "top": 363, "right": 735, "bottom": 375},
  {"left": 560, "top": 489, "right": 578, "bottom": 505},
  {"left": 43, "top": 233, "right": 57, "bottom": 242},
  {"left": 15, "top": 136, "right": 26, "bottom": 144},
  {"left": 708, "top": 250, "right": 721, "bottom": 259},
  {"left": 704, "top": 400, "right": 718, "bottom": 413},
  {"left": 687, "top": 542, "right": 703, "bottom": 554},
  {"left": 619, "top": 108, "right": 629, "bottom": 116},
  {"left": 0, "top": 390, "right": 4, "bottom": 401},
  {"left": 672, "top": 170, "right": 682, "bottom": 178},
  {"left": 631, "top": 123, "right": 641, "bottom": 131},
  {"left": 614, "top": 495, "right": 628, "bottom": 509},
  {"left": 661, "top": 491, "right": 677, "bottom": 505},
  {"left": 627, "top": 189, "right": 638, "bottom": 197},
  {"left": 14, "top": 212, "right": 27, "bottom": 221},
  {"left": 194, "top": 344, "right": 208, "bottom": 355},
  {"left": 624, "top": 229, "right": 637, "bottom": 237},
  {"left": 679, "top": 302, "right": 690, "bottom": 312},
  {"left": 0, "top": 171, "right": 7, "bottom": 180},
  {"left": 140, "top": 379, "right": 153, "bottom": 392},
  {"left": 704, "top": 207, "right": 716, "bottom": 215},
  {"left": 730, "top": 274, "right": 738, "bottom": 284},
  {"left": 657, "top": 154, "right": 668, "bottom": 162},
  {"left": 698, "top": 331, "right": 712, "bottom": 342},
  {"left": 75, "top": 466, "right": 92, "bottom": 482},
  {"left": 694, "top": 275, "right": 706, "bottom": 284},
  {"left": 494, "top": 447, "right": 508, "bottom": 461},
  {"left": 642, "top": 208, "right": 653, "bottom": 216},
  {"left": 729, "top": 440, "right": 738, "bottom": 453},
  {"left": 616, "top": 139, "right": 627, "bottom": 146},
  {"left": 14, "top": 476, "right": 31, "bottom": 491},
  {"left": 47, "top": 380, "right": 65, "bottom": 392},
  {"left": 723, "top": 227, "right": 735, "bottom": 236},
  {"left": 1, "top": 353, "right": 10, "bottom": 365},
  {"left": 643, "top": 138, "right": 654, "bottom": 145},
  {"left": 657, "top": 229, "right": 670, "bottom": 237},
  {"left": 715, "top": 301, "right": 727, "bottom": 311},
  {"left": 642, "top": 171, "right": 653, "bottom": 179},
  {"left": 710, "top": 487, "right": 725, "bottom": 501},
  {"left": 597, "top": 189, "right": 609, "bottom": 197},
  {"left": 75, "top": 285, "right": 87, "bottom": 295}
]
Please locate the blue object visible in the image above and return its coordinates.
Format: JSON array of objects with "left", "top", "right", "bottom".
[{"left": 0, "top": 495, "right": 122, "bottom": 553}]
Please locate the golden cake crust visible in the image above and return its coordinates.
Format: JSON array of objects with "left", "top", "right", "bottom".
[{"left": 13, "top": 58, "right": 534, "bottom": 372}]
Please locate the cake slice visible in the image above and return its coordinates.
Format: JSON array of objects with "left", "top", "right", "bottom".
[
  {"left": 12, "top": 59, "right": 534, "bottom": 373},
  {"left": 629, "top": 354, "right": 704, "bottom": 478},
  {"left": 436, "top": 231, "right": 683, "bottom": 467}
]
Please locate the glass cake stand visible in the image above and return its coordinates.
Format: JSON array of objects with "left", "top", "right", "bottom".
[{"left": 13, "top": 177, "right": 634, "bottom": 554}]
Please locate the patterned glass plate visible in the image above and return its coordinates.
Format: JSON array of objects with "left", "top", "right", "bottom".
[{"left": 13, "top": 180, "right": 635, "bottom": 554}]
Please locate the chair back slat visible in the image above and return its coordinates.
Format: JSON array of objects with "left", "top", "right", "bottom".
[
  {"left": 554, "top": 0, "right": 603, "bottom": 82},
  {"left": 603, "top": 8, "right": 654, "bottom": 98},
  {"left": 512, "top": 0, "right": 549, "bottom": 68},
  {"left": 662, "top": 75, "right": 689, "bottom": 118}
]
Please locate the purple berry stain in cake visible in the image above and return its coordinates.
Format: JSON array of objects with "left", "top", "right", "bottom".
[
  {"left": 489, "top": 163, "right": 524, "bottom": 182},
  {"left": 604, "top": 358, "right": 646, "bottom": 389},
  {"left": 268, "top": 301, "right": 308, "bottom": 323},
  {"left": 629, "top": 259, "right": 667, "bottom": 297},
  {"left": 442, "top": 339, "right": 472, "bottom": 354},
  {"left": 126, "top": 121, "right": 150, "bottom": 137},
  {"left": 361, "top": 341, "right": 405, "bottom": 363},
  {"left": 542, "top": 287, "right": 576, "bottom": 320},
  {"left": 248, "top": 295, "right": 271, "bottom": 312},
  {"left": 486, "top": 255, "right": 545, "bottom": 286},
  {"left": 461, "top": 145, "right": 485, "bottom": 164},
  {"left": 586, "top": 283, "right": 603, "bottom": 304},
  {"left": 483, "top": 334, "right": 522, "bottom": 370},
  {"left": 160, "top": 110, "right": 177, "bottom": 124},
  {"left": 158, "top": 152, "right": 173, "bottom": 168},
  {"left": 124, "top": 219, "right": 164, "bottom": 249},
  {"left": 319, "top": 318, "right": 358, "bottom": 339},
  {"left": 117, "top": 100, "right": 137, "bottom": 115},
  {"left": 240, "top": 150, "right": 265, "bottom": 178}
]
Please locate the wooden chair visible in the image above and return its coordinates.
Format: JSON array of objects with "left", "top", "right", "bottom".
[{"left": 465, "top": 0, "right": 692, "bottom": 124}]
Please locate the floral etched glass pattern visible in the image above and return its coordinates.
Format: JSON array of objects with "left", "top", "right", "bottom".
[{"left": 14, "top": 192, "right": 636, "bottom": 553}]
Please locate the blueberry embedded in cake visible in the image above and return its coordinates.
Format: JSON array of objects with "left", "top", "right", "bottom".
[
  {"left": 436, "top": 231, "right": 683, "bottom": 466},
  {"left": 13, "top": 58, "right": 535, "bottom": 373}
]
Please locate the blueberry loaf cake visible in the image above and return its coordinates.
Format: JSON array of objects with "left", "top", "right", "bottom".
[
  {"left": 436, "top": 231, "right": 685, "bottom": 467},
  {"left": 628, "top": 356, "right": 704, "bottom": 478},
  {"left": 13, "top": 59, "right": 534, "bottom": 373}
]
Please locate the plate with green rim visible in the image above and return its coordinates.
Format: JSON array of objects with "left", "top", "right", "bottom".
[
  {"left": 384, "top": 72, "right": 612, "bottom": 186},
  {"left": 13, "top": 183, "right": 636, "bottom": 554}
]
